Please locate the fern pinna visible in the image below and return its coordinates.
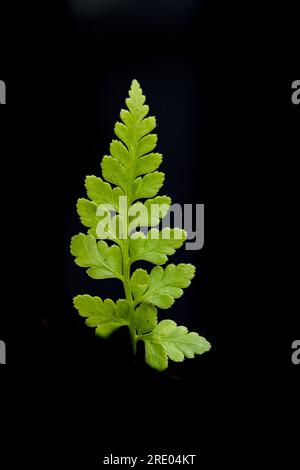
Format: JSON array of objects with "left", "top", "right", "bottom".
[{"left": 71, "top": 80, "right": 211, "bottom": 371}]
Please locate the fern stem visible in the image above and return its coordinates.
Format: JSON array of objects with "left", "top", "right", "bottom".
[
  {"left": 122, "top": 136, "right": 137, "bottom": 354},
  {"left": 122, "top": 238, "right": 136, "bottom": 354}
]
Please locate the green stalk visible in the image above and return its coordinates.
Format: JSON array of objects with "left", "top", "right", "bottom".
[
  {"left": 121, "top": 134, "right": 138, "bottom": 354},
  {"left": 122, "top": 226, "right": 136, "bottom": 355}
]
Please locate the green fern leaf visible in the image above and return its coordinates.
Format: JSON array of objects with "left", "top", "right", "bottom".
[{"left": 71, "top": 79, "right": 211, "bottom": 370}]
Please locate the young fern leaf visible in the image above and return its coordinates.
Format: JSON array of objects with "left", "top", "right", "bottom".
[
  {"left": 71, "top": 234, "right": 123, "bottom": 280},
  {"left": 130, "top": 264, "right": 196, "bottom": 309},
  {"left": 140, "top": 320, "right": 211, "bottom": 372},
  {"left": 71, "top": 79, "right": 211, "bottom": 371},
  {"left": 74, "top": 295, "right": 129, "bottom": 338}
]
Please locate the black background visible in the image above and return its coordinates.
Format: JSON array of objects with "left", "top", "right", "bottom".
[{"left": 0, "top": 1, "right": 299, "bottom": 467}]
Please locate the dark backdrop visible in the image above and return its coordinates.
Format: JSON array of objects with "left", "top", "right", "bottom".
[{"left": 0, "top": 1, "right": 299, "bottom": 467}]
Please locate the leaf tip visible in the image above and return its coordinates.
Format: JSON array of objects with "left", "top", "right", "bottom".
[{"left": 131, "top": 78, "right": 141, "bottom": 90}]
